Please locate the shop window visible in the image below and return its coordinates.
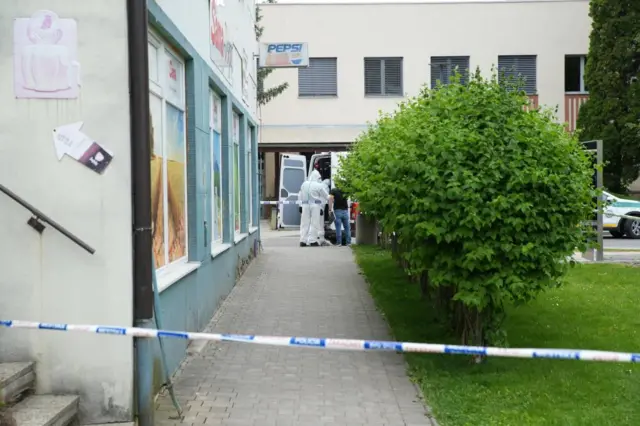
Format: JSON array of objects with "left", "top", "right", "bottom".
[
  {"left": 148, "top": 33, "right": 188, "bottom": 269},
  {"left": 246, "top": 127, "right": 253, "bottom": 227},
  {"left": 232, "top": 112, "right": 241, "bottom": 234},
  {"left": 210, "top": 91, "right": 224, "bottom": 245}
]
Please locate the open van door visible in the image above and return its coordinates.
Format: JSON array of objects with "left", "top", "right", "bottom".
[
  {"left": 278, "top": 154, "right": 307, "bottom": 228},
  {"left": 330, "top": 152, "right": 348, "bottom": 189}
]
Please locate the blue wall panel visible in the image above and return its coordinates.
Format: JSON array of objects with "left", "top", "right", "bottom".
[{"left": 147, "top": 0, "right": 262, "bottom": 385}]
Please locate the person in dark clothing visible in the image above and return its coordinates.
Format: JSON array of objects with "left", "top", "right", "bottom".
[{"left": 329, "top": 186, "right": 351, "bottom": 246}]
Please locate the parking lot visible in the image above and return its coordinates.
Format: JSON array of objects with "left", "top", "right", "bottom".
[{"left": 603, "top": 233, "right": 640, "bottom": 251}]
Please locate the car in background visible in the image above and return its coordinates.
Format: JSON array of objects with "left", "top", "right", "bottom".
[{"left": 603, "top": 191, "right": 640, "bottom": 238}]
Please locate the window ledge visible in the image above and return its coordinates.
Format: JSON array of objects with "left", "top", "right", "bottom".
[
  {"left": 298, "top": 95, "right": 338, "bottom": 99},
  {"left": 234, "top": 233, "right": 249, "bottom": 244},
  {"left": 211, "top": 243, "right": 232, "bottom": 259},
  {"left": 249, "top": 226, "right": 259, "bottom": 235},
  {"left": 157, "top": 261, "right": 201, "bottom": 293},
  {"left": 364, "top": 94, "right": 405, "bottom": 98}
]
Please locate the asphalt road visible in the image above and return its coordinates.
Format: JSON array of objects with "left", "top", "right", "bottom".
[{"left": 603, "top": 233, "right": 640, "bottom": 250}]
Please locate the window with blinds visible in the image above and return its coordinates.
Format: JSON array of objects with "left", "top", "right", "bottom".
[
  {"left": 430, "top": 56, "right": 470, "bottom": 88},
  {"left": 364, "top": 57, "right": 403, "bottom": 96},
  {"left": 298, "top": 58, "right": 338, "bottom": 97},
  {"left": 498, "top": 55, "right": 537, "bottom": 94}
]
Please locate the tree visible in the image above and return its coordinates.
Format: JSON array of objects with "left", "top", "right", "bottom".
[
  {"left": 577, "top": 0, "right": 640, "bottom": 193},
  {"left": 338, "top": 71, "right": 594, "bottom": 349},
  {"left": 255, "top": 0, "right": 288, "bottom": 106}
]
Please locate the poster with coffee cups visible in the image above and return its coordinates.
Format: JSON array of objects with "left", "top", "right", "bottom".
[{"left": 14, "top": 10, "right": 81, "bottom": 99}]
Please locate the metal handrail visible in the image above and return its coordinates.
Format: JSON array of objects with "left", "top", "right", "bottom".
[{"left": 0, "top": 184, "right": 95, "bottom": 254}]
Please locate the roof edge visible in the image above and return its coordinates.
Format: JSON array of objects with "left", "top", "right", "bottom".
[{"left": 258, "top": 0, "right": 589, "bottom": 6}]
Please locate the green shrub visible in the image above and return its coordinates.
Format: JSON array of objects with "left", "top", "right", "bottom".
[{"left": 338, "top": 70, "right": 594, "bottom": 348}]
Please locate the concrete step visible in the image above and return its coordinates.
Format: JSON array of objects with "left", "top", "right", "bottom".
[
  {"left": 0, "top": 362, "right": 35, "bottom": 404},
  {"left": 9, "top": 395, "right": 79, "bottom": 426},
  {"left": 87, "top": 424, "right": 135, "bottom": 426}
]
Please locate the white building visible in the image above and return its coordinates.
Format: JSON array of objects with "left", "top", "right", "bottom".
[
  {"left": 0, "top": 0, "right": 259, "bottom": 424},
  {"left": 258, "top": 0, "right": 592, "bottom": 199}
]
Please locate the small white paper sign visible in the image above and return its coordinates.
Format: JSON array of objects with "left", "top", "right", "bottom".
[{"left": 53, "top": 122, "right": 114, "bottom": 174}]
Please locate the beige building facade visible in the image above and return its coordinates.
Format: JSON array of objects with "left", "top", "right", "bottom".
[{"left": 258, "top": 0, "right": 594, "bottom": 200}]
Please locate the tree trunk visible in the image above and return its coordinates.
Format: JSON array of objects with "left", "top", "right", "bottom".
[
  {"left": 356, "top": 214, "right": 378, "bottom": 245},
  {"left": 419, "top": 271, "right": 429, "bottom": 299},
  {"left": 460, "top": 305, "right": 486, "bottom": 364}
]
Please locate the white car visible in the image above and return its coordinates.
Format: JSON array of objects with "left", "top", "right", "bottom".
[{"left": 603, "top": 191, "right": 640, "bottom": 238}]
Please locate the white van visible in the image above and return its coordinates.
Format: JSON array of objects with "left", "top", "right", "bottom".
[{"left": 277, "top": 152, "right": 357, "bottom": 243}]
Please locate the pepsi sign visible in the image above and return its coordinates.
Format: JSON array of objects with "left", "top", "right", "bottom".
[
  {"left": 259, "top": 42, "right": 309, "bottom": 68},
  {"left": 267, "top": 43, "right": 304, "bottom": 53}
]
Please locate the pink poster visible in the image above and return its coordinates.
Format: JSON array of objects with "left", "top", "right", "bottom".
[{"left": 13, "top": 10, "right": 80, "bottom": 99}]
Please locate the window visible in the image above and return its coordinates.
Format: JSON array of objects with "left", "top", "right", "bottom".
[
  {"left": 232, "top": 112, "right": 241, "bottom": 234},
  {"left": 430, "top": 56, "right": 470, "bottom": 88},
  {"left": 565, "top": 55, "right": 588, "bottom": 93},
  {"left": 246, "top": 128, "right": 253, "bottom": 227},
  {"left": 210, "top": 91, "right": 223, "bottom": 245},
  {"left": 148, "top": 34, "right": 188, "bottom": 269},
  {"left": 298, "top": 58, "right": 338, "bottom": 97},
  {"left": 148, "top": 43, "right": 158, "bottom": 83},
  {"left": 242, "top": 50, "right": 250, "bottom": 102},
  {"left": 364, "top": 57, "right": 403, "bottom": 96},
  {"left": 498, "top": 55, "right": 537, "bottom": 95},
  {"left": 232, "top": 45, "right": 242, "bottom": 90}
]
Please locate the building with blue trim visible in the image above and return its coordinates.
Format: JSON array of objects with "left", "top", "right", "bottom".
[
  {"left": 147, "top": 0, "right": 260, "bottom": 380},
  {"left": 0, "top": 0, "right": 260, "bottom": 424}
]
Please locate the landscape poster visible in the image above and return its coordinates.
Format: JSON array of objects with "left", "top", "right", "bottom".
[
  {"left": 212, "top": 130, "right": 223, "bottom": 241},
  {"left": 165, "top": 104, "right": 187, "bottom": 263}
]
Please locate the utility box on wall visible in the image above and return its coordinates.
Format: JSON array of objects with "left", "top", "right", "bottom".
[{"left": 0, "top": 1, "right": 134, "bottom": 423}]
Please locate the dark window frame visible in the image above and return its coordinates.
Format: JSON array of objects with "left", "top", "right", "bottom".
[
  {"left": 364, "top": 57, "right": 404, "bottom": 97},
  {"left": 298, "top": 57, "right": 338, "bottom": 97},
  {"left": 565, "top": 54, "right": 588, "bottom": 93},
  {"left": 498, "top": 55, "right": 538, "bottom": 95},
  {"left": 430, "top": 56, "right": 471, "bottom": 88}
]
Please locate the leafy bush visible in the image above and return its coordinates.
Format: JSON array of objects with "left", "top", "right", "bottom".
[
  {"left": 577, "top": 0, "right": 640, "bottom": 193},
  {"left": 338, "top": 70, "right": 594, "bottom": 347}
]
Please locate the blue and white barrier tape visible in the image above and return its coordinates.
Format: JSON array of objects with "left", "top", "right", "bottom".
[
  {"left": 261, "top": 200, "right": 325, "bottom": 205},
  {"left": 1, "top": 320, "right": 638, "bottom": 363}
]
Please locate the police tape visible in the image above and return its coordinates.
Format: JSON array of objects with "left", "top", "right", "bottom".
[
  {"left": 1, "top": 320, "right": 638, "bottom": 363},
  {"left": 261, "top": 200, "right": 324, "bottom": 205}
]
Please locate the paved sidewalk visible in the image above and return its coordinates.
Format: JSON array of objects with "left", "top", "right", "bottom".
[
  {"left": 156, "top": 227, "right": 435, "bottom": 426},
  {"left": 573, "top": 250, "right": 640, "bottom": 264}
]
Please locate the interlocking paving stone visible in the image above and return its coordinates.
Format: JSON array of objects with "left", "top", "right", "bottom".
[{"left": 155, "top": 227, "right": 437, "bottom": 426}]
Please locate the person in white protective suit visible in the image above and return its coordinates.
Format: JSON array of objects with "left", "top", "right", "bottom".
[
  {"left": 322, "top": 179, "right": 331, "bottom": 193},
  {"left": 299, "top": 170, "right": 330, "bottom": 247}
]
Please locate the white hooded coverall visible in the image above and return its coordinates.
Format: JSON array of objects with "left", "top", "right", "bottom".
[{"left": 299, "top": 170, "right": 329, "bottom": 245}]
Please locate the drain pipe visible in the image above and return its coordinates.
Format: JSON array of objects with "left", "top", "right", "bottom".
[{"left": 127, "top": 1, "right": 155, "bottom": 426}]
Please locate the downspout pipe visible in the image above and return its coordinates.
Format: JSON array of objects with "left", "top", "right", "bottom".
[{"left": 127, "top": 1, "right": 154, "bottom": 425}]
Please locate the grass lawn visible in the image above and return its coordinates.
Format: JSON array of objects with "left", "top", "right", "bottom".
[{"left": 353, "top": 246, "right": 640, "bottom": 426}]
